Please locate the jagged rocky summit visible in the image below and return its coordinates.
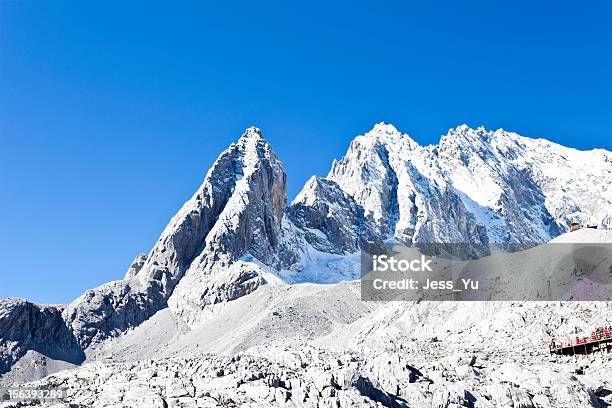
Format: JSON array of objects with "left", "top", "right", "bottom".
[
  {"left": 329, "top": 123, "right": 611, "bottom": 246},
  {"left": 1, "top": 123, "right": 611, "bottom": 379}
]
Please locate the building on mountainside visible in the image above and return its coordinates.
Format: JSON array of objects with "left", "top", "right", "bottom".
[
  {"left": 569, "top": 222, "right": 583, "bottom": 232},
  {"left": 568, "top": 222, "right": 598, "bottom": 232}
]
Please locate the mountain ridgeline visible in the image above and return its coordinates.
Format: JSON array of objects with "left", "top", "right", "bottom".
[{"left": 1, "top": 124, "right": 611, "bottom": 375}]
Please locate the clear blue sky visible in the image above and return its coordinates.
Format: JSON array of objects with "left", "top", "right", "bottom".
[{"left": 1, "top": 1, "right": 610, "bottom": 304}]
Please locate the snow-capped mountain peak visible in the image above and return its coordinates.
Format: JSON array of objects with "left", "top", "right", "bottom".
[
  {"left": 329, "top": 123, "right": 611, "bottom": 246},
  {"left": 238, "top": 125, "right": 264, "bottom": 140},
  {"left": 361, "top": 121, "right": 419, "bottom": 150},
  {"left": 369, "top": 121, "right": 400, "bottom": 135}
]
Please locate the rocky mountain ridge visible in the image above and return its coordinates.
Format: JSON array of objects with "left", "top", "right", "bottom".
[
  {"left": 329, "top": 123, "right": 611, "bottom": 246},
  {"left": 1, "top": 123, "right": 611, "bottom": 394}
]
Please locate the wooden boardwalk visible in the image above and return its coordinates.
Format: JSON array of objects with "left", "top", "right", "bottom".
[{"left": 550, "top": 327, "right": 612, "bottom": 356}]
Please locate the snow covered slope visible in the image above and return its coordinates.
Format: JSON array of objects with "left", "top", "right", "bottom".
[{"left": 329, "top": 123, "right": 611, "bottom": 246}]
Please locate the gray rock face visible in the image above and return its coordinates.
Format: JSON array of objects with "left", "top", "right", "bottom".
[
  {"left": 288, "top": 176, "right": 381, "bottom": 254},
  {"left": 0, "top": 299, "right": 83, "bottom": 375},
  {"left": 63, "top": 127, "right": 303, "bottom": 344},
  {"left": 329, "top": 131, "right": 403, "bottom": 238},
  {"left": 184, "top": 128, "right": 295, "bottom": 271},
  {"left": 123, "top": 253, "right": 147, "bottom": 280},
  {"left": 135, "top": 128, "right": 268, "bottom": 292},
  {"left": 167, "top": 128, "right": 303, "bottom": 324},
  {"left": 62, "top": 280, "right": 164, "bottom": 349}
]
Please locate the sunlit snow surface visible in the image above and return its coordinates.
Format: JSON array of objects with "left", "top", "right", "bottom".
[{"left": 329, "top": 123, "right": 612, "bottom": 246}]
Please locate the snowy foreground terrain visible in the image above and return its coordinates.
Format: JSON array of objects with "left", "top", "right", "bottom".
[{"left": 1, "top": 124, "right": 611, "bottom": 407}]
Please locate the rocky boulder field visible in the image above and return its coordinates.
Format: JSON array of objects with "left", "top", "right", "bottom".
[{"left": 3, "top": 296, "right": 612, "bottom": 407}]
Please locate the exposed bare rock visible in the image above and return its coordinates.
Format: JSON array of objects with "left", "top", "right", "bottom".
[
  {"left": 0, "top": 299, "right": 83, "bottom": 376},
  {"left": 288, "top": 176, "right": 382, "bottom": 254},
  {"left": 167, "top": 128, "right": 303, "bottom": 325},
  {"left": 11, "top": 341, "right": 611, "bottom": 408},
  {"left": 63, "top": 127, "right": 303, "bottom": 344},
  {"left": 123, "top": 253, "right": 147, "bottom": 280},
  {"left": 62, "top": 280, "right": 163, "bottom": 349}
]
